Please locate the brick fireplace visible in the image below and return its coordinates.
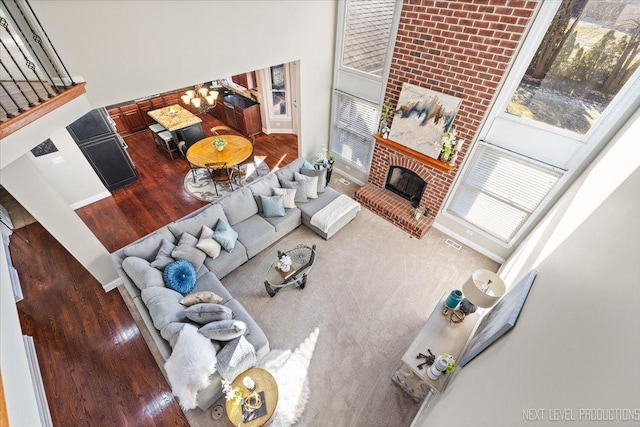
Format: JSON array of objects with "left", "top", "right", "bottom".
[
  {"left": 354, "top": 1, "right": 536, "bottom": 238},
  {"left": 355, "top": 134, "right": 456, "bottom": 238}
]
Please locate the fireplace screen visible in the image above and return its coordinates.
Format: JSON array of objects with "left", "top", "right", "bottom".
[{"left": 385, "top": 166, "right": 426, "bottom": 207}]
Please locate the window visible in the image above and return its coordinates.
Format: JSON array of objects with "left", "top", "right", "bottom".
[
  {"left": 341, "top": 0, "right": 397, "bottom": 76},
  {"left": 448, "top": 143, "right": 564, "bottom": 243},
  {"left": 506, "top": 0, "right": 640, "bottom": 135},
  {"left": 270, "top": 64, "right": 287, "bottom": 117},
  {"left": 331, "top": 92, "right": 379, "bottom": 170}
]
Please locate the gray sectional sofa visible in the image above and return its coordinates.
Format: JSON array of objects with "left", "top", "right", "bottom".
[{"left": 111, "top": 157, "right": 360, "bottom": 410}]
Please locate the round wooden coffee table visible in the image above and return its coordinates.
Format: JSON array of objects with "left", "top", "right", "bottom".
[{"left": 225, "top": 367, "right": 278, "bottom": 426}]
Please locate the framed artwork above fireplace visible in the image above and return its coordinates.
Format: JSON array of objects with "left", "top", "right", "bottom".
[{"left": 388, "top": 83, "right": 462, "bottom": 160}]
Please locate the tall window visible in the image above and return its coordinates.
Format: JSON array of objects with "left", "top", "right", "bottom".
[
  {"left": 270, "top": 64, "right": 288, "bottom": 117},
  {"left": 331, "top": 0, "right": 400, "bottom": 172},
  {"left": 507, "top": 0, "right": 640, "bottom": 135}
]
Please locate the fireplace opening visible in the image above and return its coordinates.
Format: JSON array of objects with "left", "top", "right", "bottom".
[{"left": 385, "top": 166, "right": 426, "bottom": 208}]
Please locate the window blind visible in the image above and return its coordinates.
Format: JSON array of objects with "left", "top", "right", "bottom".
[
  {"left": 447, "top": 142, "right": 564, "bottom": 243},
  {"left": 331, "top": 91, "right": 379, "bottom": 170}
]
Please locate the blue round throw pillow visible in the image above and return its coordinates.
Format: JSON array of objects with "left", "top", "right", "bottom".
[{"left": 163, "top": 260, "right": 197, "bottom": 294}]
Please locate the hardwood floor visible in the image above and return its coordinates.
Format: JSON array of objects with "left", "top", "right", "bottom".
[{"left": 10, "top": 116, "right": 298, "bottom": 425}]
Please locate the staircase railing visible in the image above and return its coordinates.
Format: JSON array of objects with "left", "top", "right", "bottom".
[{"left": 1, "top": 0, "right": 84, "bottom": 137}]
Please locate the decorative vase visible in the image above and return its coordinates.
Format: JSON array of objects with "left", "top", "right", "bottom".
[
  {"left": 445, "top": 289, "right": 463, "bottom": 310},
  {"left": 216, "top": 145, "right": 224, "bottom": 151}
]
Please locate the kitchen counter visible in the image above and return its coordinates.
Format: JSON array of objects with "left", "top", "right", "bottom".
[{"left": 223, "top": 94, "right": 259, "bottom": 110}]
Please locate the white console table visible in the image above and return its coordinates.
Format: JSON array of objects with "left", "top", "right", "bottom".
[{"left": 392, "top": 292, "right": 479, "bottom": 401}]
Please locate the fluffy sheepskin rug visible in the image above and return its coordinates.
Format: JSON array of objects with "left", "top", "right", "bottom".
[
  {"left": 259, "top": 328, "right": 319, "bottom": 427},
  {"left": 164, "top": 324, "right": 217, "bottom": 411}
]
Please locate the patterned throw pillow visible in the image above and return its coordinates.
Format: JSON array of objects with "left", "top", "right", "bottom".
[
  {"left": 180, "top": 291, "right": 224, "bottom": 306},
  {"left": 216, "top": 335, "right": 257, "bottom": 381},
  {"left": 163, "top": 260, "right": 197, "bottom": 294}
]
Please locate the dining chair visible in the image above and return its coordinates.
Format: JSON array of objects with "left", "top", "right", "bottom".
[
  {"left": 204, "top": 162, "right": 235, "bottom": 196},
  {"left": 210, "top": 125, "right": 233, "bottom": 136},
  {"left": 234, "top": 135, "right": 263, "bottom": 178}
]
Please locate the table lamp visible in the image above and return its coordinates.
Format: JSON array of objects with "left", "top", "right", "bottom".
[{"left": 462, "top": 269, "right": 506, "bottom": 312}]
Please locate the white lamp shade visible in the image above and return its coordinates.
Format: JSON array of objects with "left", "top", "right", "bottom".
[
  {"left": 462, "top": 269, "right": 506, "bottom": 308},
  {"left": 191, "top": 98, "right": 202, "bottom": 108},
  {"left": 185, "top": 90, "right": 195, "bottom": 98},
  {"left": 181, "top": 94, "right": 191, "bottom": 104},
  {"left": 198, "top": 87, "right": 209, "bottom": 97}
]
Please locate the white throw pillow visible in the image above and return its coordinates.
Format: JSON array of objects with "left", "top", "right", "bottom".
[
  {"left": 272, "top": 187, "right": 297, "bottom": 209},
  {"left": 294, "top": 172, "right": 318, "bottom": 199},
  {"left": 163, "top": 324, "right": 217, "bottom": 411},
  {"left": 196, "top": 225, "right": 222, "bottom": 259}
]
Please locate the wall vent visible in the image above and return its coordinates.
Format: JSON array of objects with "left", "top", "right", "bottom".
[{"left": 445, "top": 239, "right": 462, "bottom": 250}]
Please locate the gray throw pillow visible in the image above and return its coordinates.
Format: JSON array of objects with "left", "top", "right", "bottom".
[
  {"left": 196, "top": 225, "right": 221, "bottom": 259},
  {"left": 216, "top": 335, "right": 257, "bottom": 381},
  {"left": 199, "top": 319, "right": 247, "bottom": 341},
  {"left": 248, "top": 174, "right": 280, "bottom": 212},
  {"left": 141, "top": 287, "right": 187, "bottom": 331},
  {"left": 185, "top": 303, "right": 234, "bottom": 324},
  {"left": 300, "top": 167, "right": 326, "bottom": 193},
  {"left": 122, "top": 256, "right": 165, "bottom": 290},
  {"left": 150, "top": 238, "right": 176, "bottom": 270},
  {"left": 171, "top": 232, "right": 207, "bottom": 270},
  {"left": 281, "top": 179, "right": 308, "bottom": 203}
]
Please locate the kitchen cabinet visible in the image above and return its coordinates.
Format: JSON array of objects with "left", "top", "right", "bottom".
[
  {"left": 231, "top": 71, "right": 257, "bottom": 89},
  {"left": 107, "top": 108, "right": 129, "bottom": 136},
  {"left": 136, "top": 100, "right": 156, "bottom": 126},
  {"left": 223, "top": 94, "right": 262, "bottom": 136},
  {"left": 120, "top": 104, "right": 147, "bottom": 133}
]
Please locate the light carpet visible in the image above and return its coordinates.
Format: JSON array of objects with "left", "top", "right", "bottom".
[{"left": 183, "top": 159, "right": 271, "bottom": 202}]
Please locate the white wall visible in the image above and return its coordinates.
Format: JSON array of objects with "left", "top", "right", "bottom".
[
  {"left": 29, "top": 128, "right": 109, "bottom": 209},
  {"left": 29, "top": 0, "right": 337, "bottom": 160},
  {"left": 415, "top": 109, "right": 640, "bottom": 426},
  {"left": 0, "top": 242, "right": 45, "bottom": 427}
]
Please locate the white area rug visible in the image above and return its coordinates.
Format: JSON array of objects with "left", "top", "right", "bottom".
[
  {"left": 258, "top": 328, "right": 319, "bottom": 427},
  {"left": 183, "top": 159, "right": 270, "bottom": 202}
]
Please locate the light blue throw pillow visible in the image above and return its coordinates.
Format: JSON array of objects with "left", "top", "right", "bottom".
[
  {"left": 260, "top": 194, "right": 285, "bottom": 218},
  {"left": 302, "top": 159, "right": 315, "bottom": 170},
  {"left": 212, "top": 219, "right": 239, "bottom": 252}
]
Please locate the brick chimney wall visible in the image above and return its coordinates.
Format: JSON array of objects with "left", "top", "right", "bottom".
[{"left": 358, "top": 0, "right": 537, "bottom": 236}]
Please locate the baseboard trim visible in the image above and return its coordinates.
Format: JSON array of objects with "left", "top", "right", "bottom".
[
  {"left": 262, "top": 128, "right": 294, "bottom": 134},
  {"left": 332, "top": 168, "right": 366, "bottom": 186},
  {"left": 102, "top": 277, "right": 122, "bottom": 292},
  {"left": 432, "top": 222, "right": 505, "bottom": 263},
  {"left": 70, "top": 191, "right": 111, "bottom": 210}
]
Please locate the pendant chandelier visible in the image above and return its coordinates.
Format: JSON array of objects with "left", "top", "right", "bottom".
[{"left": 181, "top": 84, "right": 218, "bottom": 114}]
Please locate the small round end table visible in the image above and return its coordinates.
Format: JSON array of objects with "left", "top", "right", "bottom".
[{"left": 225, "top": 367, "right": 278, "bottom": 426}]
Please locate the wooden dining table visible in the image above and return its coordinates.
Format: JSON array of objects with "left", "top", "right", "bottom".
[{"left": 185, "top": 135, "right": 253, "bottom": 168}]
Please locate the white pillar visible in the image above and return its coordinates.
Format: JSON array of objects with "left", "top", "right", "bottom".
[{"left": 0, "top": 155, "right": 120, "bottom": 290}]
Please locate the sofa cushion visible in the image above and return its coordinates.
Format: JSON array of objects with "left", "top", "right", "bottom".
[
  {"left": 141, "top": 286, "right": 187, "bottom": 331},
  {"left": 199, "top": 319, "right": 247, "bottom": 341},
  {"left": 191, "top": 271, "right": 233, "bottom": 302},
  {"left": 168, "top": 203, "right": 228, "bottom": 239},
  {"left": 171, "top": 232, "right": 207, "bottom": 271},
  {"left": 203, "top": 241, "right": 249, "bottom": 279},
  {"left": 180, "top": 290, "right": 224, "bottom": 306},
  {"left": 150, "top": 238, "right": 176, "bottom": 270},
  {"left": 233, "top": 215, "right": 277, "bottom": 259},
  {"left": 196, "top": 225, "right": 221, "bottom": 259},
  {"left": 275, "top": 157, "right": 306, "bottom": 182},
  {"left": 272, "top": 187, "right": 297, "bottom": 208},
  {"left": 122, "top": 256, "right": 166, "bottom": 290},
  {"left": 163, "top": 260, "right": 198, "bottom": 294},
  {"left": 212, "top": 219, "right": 239, "bottom": 252},
  {"left": 248, "top": 174, "right": 280, "bottom": 212},
  {"left": 263, "top": 207, "right": 301, "bottom": 234},
  {"left": 297, "top": 187, "right": 341, "bottom": 223},
  {"left": 216, "top": 335, "right": 257, "bottom": 382},
  {"left": 185, "top": 303, "right": 234, "bottom": 324},
  {"left": 300, "top": 167, "right": 326, "bottom": 193},
  {"left": 219, "top": 187, "right": 258, "bottom": 226},
  {"left": 260, "top": 194, "right": 285, "bottom": 218},
  {"left": 281, "top": 179, "right": 308, "bottom": 203},
  {"left": 123, "top": 233, "right": 171, "bottom": 262},
  {"left": 295, "top": 171, "right": 318, "bottom": 199}
]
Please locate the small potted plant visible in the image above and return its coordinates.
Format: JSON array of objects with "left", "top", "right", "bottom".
[
  {"left": 213, "top": 137, "right": 226, "bottom": 151},
  {"left": 379, "top": 98, "right": 394, "bottom": 138},
  {"left": 440, "top": 125, "right": 457, "bottom": 161},
  {"left": 276, "top": 254, "right": 292, "bottom": 272}
]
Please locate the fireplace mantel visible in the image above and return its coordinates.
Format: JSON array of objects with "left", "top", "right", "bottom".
[{"left": 373, "top": 133, "right": 456, "bottom": 173}]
